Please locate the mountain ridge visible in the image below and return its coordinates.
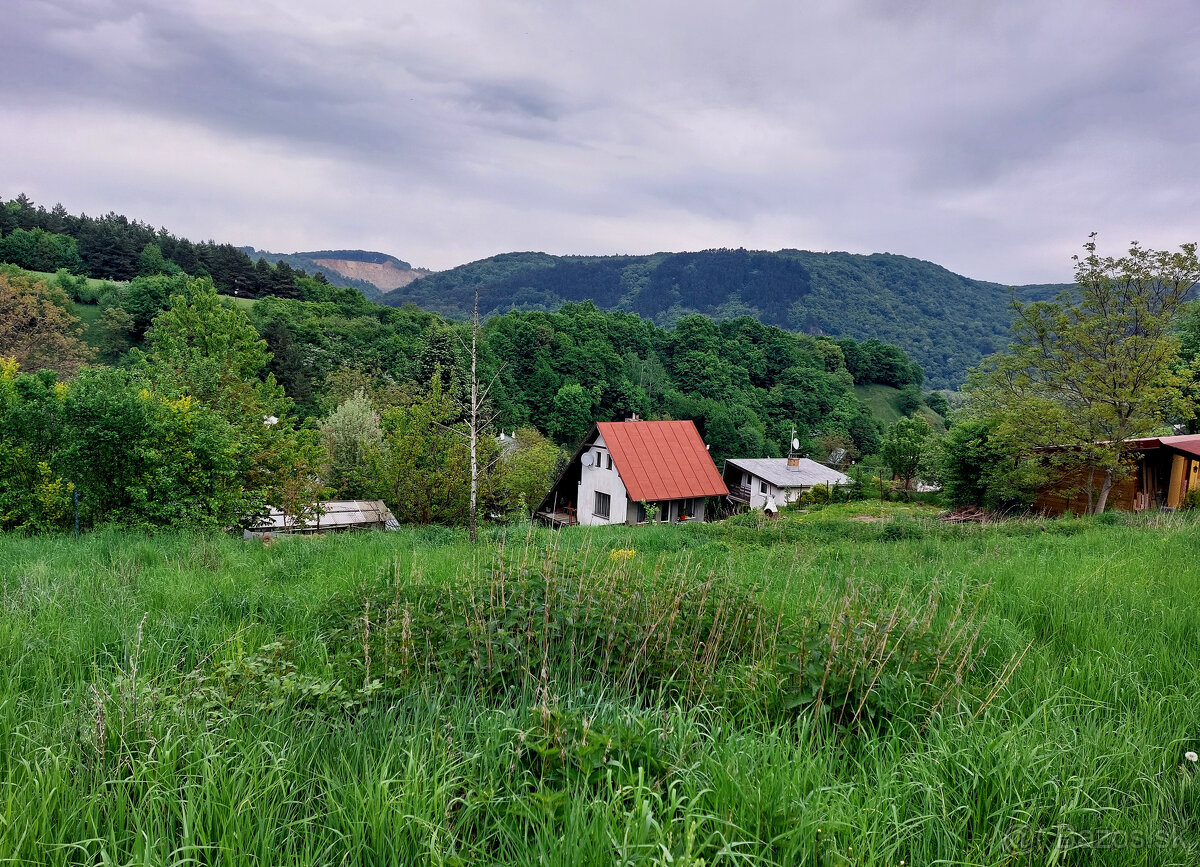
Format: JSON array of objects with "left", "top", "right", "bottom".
[{"left": 379, "top": 247, "right": 1068, "bottom": 388}]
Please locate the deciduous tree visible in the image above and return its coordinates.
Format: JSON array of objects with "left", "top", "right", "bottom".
[
  {"left": 880, "top": 414, "right": 932, "bottom": 499},
  {"left": 321, "top": 390, "right": 384, "bottom": 498},
  {"left": 499, "top": 427, "right": 565, "bottom": 516},
  {"left": 0, "top": 270, "right": 92, "bottom": 376},
  {"left": 967, "top": 237, "right": 1200, "bottom": 513}
]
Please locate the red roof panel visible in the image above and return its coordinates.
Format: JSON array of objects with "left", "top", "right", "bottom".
[
  {"left": 1159, "top": 434, "right": 1200, "bottom": 458},
  {"left": 597, "top": 420, "right": 729, "bottom": 502}
]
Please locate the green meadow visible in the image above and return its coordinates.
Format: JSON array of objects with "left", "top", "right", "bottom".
[{"left": 1, "top": 505, "right": 1198, "bottom": 865}]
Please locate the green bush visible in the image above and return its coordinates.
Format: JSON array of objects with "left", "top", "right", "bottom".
[
  {"left": 327, "top": 545, "right": 988, "bottom": 730},
  {"left": 800, "top": 483, "right": 832, "bottom": 506}
]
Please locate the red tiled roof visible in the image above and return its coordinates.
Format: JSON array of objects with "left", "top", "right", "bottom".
[{"left": 597, "top": 420, "right": 729, "bottom": 502}]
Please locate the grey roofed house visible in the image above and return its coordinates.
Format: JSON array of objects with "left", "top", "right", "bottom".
[
  {"left": 243, "top": 500, "right": 400, "bottom": 538},
  {"left": 496, "top": 431, "right": 519, "bottom": 455},
  {"left": 723, "top": 457, "right": 850, "bottom": 510}
]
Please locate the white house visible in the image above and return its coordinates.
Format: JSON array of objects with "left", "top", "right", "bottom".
[
  {"left": 536, "top": 420, "right": 729, "bottom": 526},
  {"left": 722, "top": 457, "right": 850, "bottom": 510}
]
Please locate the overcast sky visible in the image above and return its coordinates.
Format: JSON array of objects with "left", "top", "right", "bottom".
[{"left": 3, "top": 0, "right": 1199, "bottom": 283}]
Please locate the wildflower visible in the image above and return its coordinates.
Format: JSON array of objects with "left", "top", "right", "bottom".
[{"left": 1186, "top": 751, "right": 1198, "bottom": 763}]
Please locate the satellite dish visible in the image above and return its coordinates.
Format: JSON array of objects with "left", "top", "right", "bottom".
[
  {"left": 581, "top": 452, "right": 594, "bottom": 467},
  {"left": 791, "top": 438, "right": 801, "bottom": 451}
]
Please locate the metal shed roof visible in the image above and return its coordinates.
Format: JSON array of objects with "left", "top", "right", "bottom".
[
  {"left": 724, "top": 457, "right": 850, "bottom": 489},
  {"left": 1156, "top": 435, "right": 1200, "bottom": 459},
  {"left": 248, "top": 500, "right": 399, "bottom": 533}
]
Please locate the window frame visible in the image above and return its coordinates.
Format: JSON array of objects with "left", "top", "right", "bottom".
[{"left": 593, "top": 491, "right": 611, "bottom": 520}]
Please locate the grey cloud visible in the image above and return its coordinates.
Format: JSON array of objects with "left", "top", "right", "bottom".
[{"left": 2, "top": 0, "right": 1199, "bottom": 283}]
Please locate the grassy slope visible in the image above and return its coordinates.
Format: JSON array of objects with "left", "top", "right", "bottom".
[
  {"left": 1, "top": 508, "right": 1199, "bottom": 864},
  {"left": 20, "top": 269, "right": 122, "bottom": 293},
  {"left": 65, "top": 294, "right": 254, "bottom": 352},
  {"left": 69, "top": 301, "right": 105, "bottom": 351},
  {"left": 854, "top": 382, "right": 946, "bottom": 430}
]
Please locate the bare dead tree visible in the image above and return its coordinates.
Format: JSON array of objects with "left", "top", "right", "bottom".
[
  {"left": 439, "top": 286, "right": 505, "bottom": 543},
  {"left": 469, "top": 287, "right": 480, "bottom": 542}
]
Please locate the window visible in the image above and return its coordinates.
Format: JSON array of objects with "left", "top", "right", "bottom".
[
  {"left": 594, "top": 492, "right": 611, "bottom": 519},
  {"left": 606, "top": 454, "right": 613, "bottom": 470},
  {"left": 759, "top": 481, "right": 768, "bottom": 494}
]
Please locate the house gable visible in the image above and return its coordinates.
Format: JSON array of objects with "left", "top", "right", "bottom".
[
  {"left": 597, "top": 420, "right": 728, "bottom": 502},
  {"left": 536, "top": 420, "right": 727, "bottom": 526}
]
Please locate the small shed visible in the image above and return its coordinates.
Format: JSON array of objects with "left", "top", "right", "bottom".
[{"left": 244, "top": 500, "right": 400, "bottom": 538}]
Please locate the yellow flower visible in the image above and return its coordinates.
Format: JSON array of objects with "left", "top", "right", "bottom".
[{"left": 608, "top": 549, "right": 636, "bottom": 562}]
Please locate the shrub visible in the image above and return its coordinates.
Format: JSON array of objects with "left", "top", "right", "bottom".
[
  {"left": 800, "top": 483, "right": 833, "bottom": 507},
  {"left": 940, "top": 419, "right": 1039, "bottom": 511},
  {"left": 324, "top": 543, "right": 996, "bottom": 730}
]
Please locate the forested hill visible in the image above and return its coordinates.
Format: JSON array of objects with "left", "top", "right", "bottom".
[
  {"left": 381, "top": 249, "right": 1066, "bottom": 388},
  {"left": 1, "top": 192, "right": 1066, "bottom": 386}
]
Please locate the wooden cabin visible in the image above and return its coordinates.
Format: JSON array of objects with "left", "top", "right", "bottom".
[{"left": 1033, "top": 434, "right": 1200, "bottom": 515}]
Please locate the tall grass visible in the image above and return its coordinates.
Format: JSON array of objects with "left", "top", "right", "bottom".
[{"left": 1, "top": 509, "right": 1199, "bottom": 864}]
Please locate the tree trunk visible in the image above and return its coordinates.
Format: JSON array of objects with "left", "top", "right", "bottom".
[{"left": 1093, "top": 468, "right": 1114, "bottom": 515}]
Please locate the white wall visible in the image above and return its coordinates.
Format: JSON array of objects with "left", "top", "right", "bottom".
[
  {"left": 575, "top": 432, "right": 629, "bottom": 526},
  {"left": 742, "top": 471, "right": 804, "bottom": 509}
]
